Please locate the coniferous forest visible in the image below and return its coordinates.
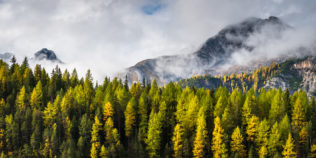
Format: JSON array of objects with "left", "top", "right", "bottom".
[{"left": 0, "top": 57, "right": 316, "bottom": 158}]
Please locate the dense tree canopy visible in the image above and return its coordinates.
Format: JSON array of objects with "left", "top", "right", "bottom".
[{"left": 0, "top": 58, "right": 315, "bottom": 157}]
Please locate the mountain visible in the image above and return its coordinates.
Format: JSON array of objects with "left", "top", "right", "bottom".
[
  {"left": 0, "top": 52, "right": 14, "bottom": 63},
  {"left": 120, "top": 16, "right": 290, "bottom": 84},
  {"left": 33, "top": 48, "right": 63, "bottom": 63},
  {"left": 178, "top": 56, "right": 316, "bottom": 96}
]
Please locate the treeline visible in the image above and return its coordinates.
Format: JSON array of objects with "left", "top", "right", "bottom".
[
  {"left": 178, "top": 62, "right": 280, "bottom": 93},
  {"left": 0, "top": 57, "right": 316, "bottom": 157}
]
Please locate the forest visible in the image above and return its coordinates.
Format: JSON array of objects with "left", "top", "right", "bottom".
[{"left": 0, "top": 57, "right": 315, "bottom": 158}]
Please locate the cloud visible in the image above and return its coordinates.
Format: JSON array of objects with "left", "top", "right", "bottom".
[{"left": 0, "top": 0, "right": 315, "bottom": 82}]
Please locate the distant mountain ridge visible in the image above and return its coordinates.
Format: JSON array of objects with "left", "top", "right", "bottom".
[
  {"left": 119, "top": 16, "right": 291, "bottom": 84},
  {"left": 178, "top": 56, "right": 316, "bottom": 97},
  {"left": 33, "top": 48, "right": 63, "bottom": 63},
  {"left": 0, "top": 48, "right": 63, "bottom": 64}
]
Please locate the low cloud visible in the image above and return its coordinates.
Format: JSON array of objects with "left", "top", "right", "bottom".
[{"left": 0, "top": 0, "right": 315, "bottom": 82}]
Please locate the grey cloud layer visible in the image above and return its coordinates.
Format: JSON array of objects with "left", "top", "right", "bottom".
[{"left": 0, "top": 0, "right": 315, "bottom": 81}]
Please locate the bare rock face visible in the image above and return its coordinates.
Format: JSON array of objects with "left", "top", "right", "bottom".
[
  {"left": 264, "top": 56, "right": 316, "bottom": 96},
  {"left": 264, "top": 77, "right": 290, "bottom": 91},
  {"left": 293, "top": 57, "right": 316, "bottom": 96}
]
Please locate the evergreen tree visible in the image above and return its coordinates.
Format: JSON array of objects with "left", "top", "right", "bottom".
[{"left": 138, "top": 92, "right": 148, "bottom": 142}]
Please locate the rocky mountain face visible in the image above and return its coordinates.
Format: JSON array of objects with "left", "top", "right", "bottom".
[
  {"left": 264, "top": 56, "right": 316, "bottom": 96},
  {"left": 178, "top": 56, "right": 316, "bottom": 96},
  {"left": 34, "top": 48, "right": 63, "bottom": 63},
  {"left": 120, "top": 16, "right": 290, "bottom": 84},
  {"left": 0, "top": 48, "right": 63, "bottom": 65}
]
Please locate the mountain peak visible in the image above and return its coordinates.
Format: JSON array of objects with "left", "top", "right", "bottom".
[
  {"left": 34, "top": 48, "right": 63, "bottom": 63},
  {"left": 120, "top": 16, "right": 293, "bottom": 84}
]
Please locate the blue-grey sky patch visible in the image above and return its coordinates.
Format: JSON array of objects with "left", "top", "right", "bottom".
[{"left": 142, "top": 1, "right": 165, "bottom": 15}]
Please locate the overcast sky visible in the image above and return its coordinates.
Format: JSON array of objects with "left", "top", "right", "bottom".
[{"left": 0, "top": 0, "right": 315, "bottom": 81}]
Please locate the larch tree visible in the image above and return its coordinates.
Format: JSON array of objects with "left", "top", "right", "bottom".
[
  {"left": 43, "top": 102, "right": 57, "bottom": 127},
  {"left": 268, "top": 122, "right": 281, "bottom": 156},
  {"left": 91, "top": 116, "right": 102, "bottom": 157},
  {"left": 193, "top": 111, "right": 208, "bottom": 158},
  {"left": 30, "top": 81, "right": 43, "bottom": 109},
  {"left": 103, "top": 102, "right": 114, "bottom": 121},
  {"left": 269, "top": 90, "right": 285, "bottom": 123},
  {"left": 172, "top": 123, "right": 184, "bottom": 158},
  {"left": 246, "top": 115, "right": 259, "bottom": 143},
  {"left": 16, "top": 86, "right": 27, "bottom": 111},
  {"left": 242, "top": 97, "right": 253, "bottom": 126},
  {"left": 282, "top": 133, "right": 296, "bottom": 158},
  {"left": 211, "top": 117, "right": 227, "bottom": 158},
  {"left": 255, "top": 119, "right": 269, "bottom": 152},
  {"left": 230, "top": 126, "right": 246, "bottom": 157},
  {"left": 125, "top": 97, "right": 137, "bottom": 137},
  {"left": 292, "top": 96, "right": 306, "bottom": 133},
  {"left": 100, "top": 145, "right": 107, "bottom": 158},
  {"left": 146, "top": 110, "right": 162, "bottom": 158}
]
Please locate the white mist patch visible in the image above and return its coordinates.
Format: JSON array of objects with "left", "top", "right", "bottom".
[{"left": 221, "top": 23, "right": 316, "bottom": 71}]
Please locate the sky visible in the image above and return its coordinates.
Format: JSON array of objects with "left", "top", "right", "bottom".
[{"left": 0, "top": 0, "right": 315, "bottom": 82}]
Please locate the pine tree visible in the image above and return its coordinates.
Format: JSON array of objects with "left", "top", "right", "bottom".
[
  {"left": 138, "top": 92, "right": 148, "bottom": 142},
  {"left": 231, "top": 126, "right": 246, "bottom": 157},
  {"left": 211, "top": 117, "right": 227, "bottom": 158},
  {"left": 172, "top": 124, "right": 184, "bottom": 158},
  {"left": 282, "top": 133, "right": 296, "bottom": 158}
]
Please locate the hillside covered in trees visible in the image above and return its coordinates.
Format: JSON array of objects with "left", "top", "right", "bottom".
[
  {"left": 178, "top": 56, "right": 316, "bottom": 97},
  {"left": 0, "top": 57, "right": 315, "bottom": 158}
]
